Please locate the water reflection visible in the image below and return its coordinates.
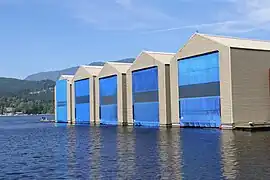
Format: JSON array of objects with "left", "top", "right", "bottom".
[
  {"left": 158, "top": 128, "right": 182, "bottom": 179},
  {"left": 117, "top": 127, "right": 135, "bottom": 179},
  {"left": 89, "top": 126, "right": 101, "bottom": 179},
  {"left": 99, "top": 126, "right": 118, "bottom": 179},
  {"left": 180, "top": 129, "right": 222, "bottom": 180},
  {"left": 221, "top": 131, "right": 238, "bottom": 179},
  {"left": 228, "top": 131, "right": 270, "bottom": 179},
  {"left": 67, "top": 126, "right": 76, "bottom": 179},
  {"left": 2, "top": 117, "right": 270, "bottom": 179},
  {"left": 135, "top": 127, "right": 160, "bottom": 179}
]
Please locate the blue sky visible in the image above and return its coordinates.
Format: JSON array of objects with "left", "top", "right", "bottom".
[{"left": 1, "top": 0, "right": 270, "bottom": 79}]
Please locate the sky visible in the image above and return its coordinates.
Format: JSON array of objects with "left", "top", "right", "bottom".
[{"left": 1, "top": 0, "right": 270, "bottom": 79}]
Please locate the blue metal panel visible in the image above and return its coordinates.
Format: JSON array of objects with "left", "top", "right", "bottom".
[
  {"left": 100, "top": 105, "right": 118, "bottom": 125},
  {"left": 132, "top": 67, "right": 159, "bottom": 126},
  {"left": 100, "top": 75, "right": 117, "bottom": 97},
  {"left": 180, "top": 96, "right": 221, "bottom": 127},
  {"left": 178, "top": 52, "right": 219, "bottom": 86},
  {"left": 133, "top": 102, "right": 159, "bottom": 126},
  {"left": 56, "top": 80, "right": 68, "bottom": 123},
  {"left": 178, "top": 52, "right": 221, "bottom": 128},
  {"left": 132, "top": 67, "right": 158, "bottom": 93},
  {"left": 75, "top": 103, "right": 90, "bottom": 123},
  {"left": 75, "top": 78, "right": 90, "bottom": 96},
  {"left": 99, "top": 76, "right": 118, "bottom": 125},
  {"left": 75, "top": 79, "right": 90, "bottom": 123}
]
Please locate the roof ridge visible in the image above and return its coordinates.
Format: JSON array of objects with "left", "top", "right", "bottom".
[
  {"left": 197, "top": 33, "right": 270, "bottom": 43},
  {"left": 82, "top": 65, "right": 103, "bottom": 69},
  {"left": 107, "top": 62, "right": 132, "bottom": 65},
  {"left": 143, "top": 50, "right": 175, "bottom": 55}
]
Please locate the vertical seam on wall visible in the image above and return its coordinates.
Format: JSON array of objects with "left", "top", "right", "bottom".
[{"left": 228, "top": 47, "right": 234, "bottom": 124}]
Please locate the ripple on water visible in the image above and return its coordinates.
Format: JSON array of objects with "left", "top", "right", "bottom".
[{"left": 1, "top": 116, "right": 270, "bottom": 179}]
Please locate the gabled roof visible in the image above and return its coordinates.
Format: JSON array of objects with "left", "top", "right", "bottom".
[
  {"left": 107, "top": 62, "right": 132, "bottom": 73},
  {"left": 80, "top": 65, "right": 103, "bottom": 76},
  {"left": 197, "top": 33, "right": 270, "bottom": 51},
  {"left": 59, "top": 75, "right": 74, "bottom": 81},
  {"left": 142, "top": 51, "right": 175, "bottom": 64}
]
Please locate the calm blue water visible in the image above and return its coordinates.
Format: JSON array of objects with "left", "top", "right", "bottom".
[{"left": 1, "top": 116, "right": 270, "bottom": 179}]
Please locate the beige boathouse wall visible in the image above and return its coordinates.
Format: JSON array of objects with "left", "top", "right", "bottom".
[
  {"left": 54, "top": 77, "right": 73, "bottom": 123},
  {"left": 230, "top": 48, "right": 270, "bottom": 127},
  {"left": 126, "top": 52, "right": 171, "bottom": 126},
  {"left": 72, "top": 67, "right": 101, "bottom": 124},
  {"left": 95, "top": 63, "right": 128, "bottom": 125},
  {"left": 170, "top": 34, "right": 233, "bottom": 126}
]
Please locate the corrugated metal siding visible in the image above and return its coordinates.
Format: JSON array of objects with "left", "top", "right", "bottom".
[
  {"left": 132, "top": 67, "right": 159, "bottom": 126},
  {"left": 178, "top": 52, "right": 221, "bottom": 127},
  {"left": 231, "top": 48, "right": 270, "bottom": 126},
  {"left": 99, "top": 75, "right": 118, "bottom": 125},
  {"left": 165, "top": 65, "right": 171, "bottom": 124},
  {"left": 56, "top": 80, "right": 68, "bottom": 123},
  {"left": 122, "top": 74, "right": 128, "bottom": 124},
  {"left": 75, "top": 79, "right": 90, "bottom": 123}
]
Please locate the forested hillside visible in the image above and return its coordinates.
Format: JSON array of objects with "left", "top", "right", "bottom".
[{"left": 0, "top": 78, "right": 55, "bottom": 114}]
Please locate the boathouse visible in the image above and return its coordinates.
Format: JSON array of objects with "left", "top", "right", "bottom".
[
  {"left": 72, "top": 65, "right": 103, "bottom": 124},
  {"left": 170, "top": 33, "right": 270, "bottom": 129},
  {"left": 126, "top": 51, "right": 175, "bottom": 126},
  {"left": 55, "top": 75, "right": 73, "bottom": 123},
  {"left": 95, "top": 62, "right": 132, "bottom": 125}
]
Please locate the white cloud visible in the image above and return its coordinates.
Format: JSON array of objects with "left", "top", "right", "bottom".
[
  {"left": 206, "top": 0, "right": 270, "bottom": 33},
  {"left": 142, "top": 21, "right": 238, "bottom": 34},
  {"left": 59, "top": 0, "right": 270, "bottom": 34},
  {"left": 64, "top": 0, "right": 177, "bottom": 31},
  {"left": 143, "top": 0, "right": 270, "bottom": 35}
]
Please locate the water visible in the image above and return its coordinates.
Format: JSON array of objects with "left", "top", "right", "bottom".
[{"left": 1, "top": 116, "right": 270, "bottom": 179}]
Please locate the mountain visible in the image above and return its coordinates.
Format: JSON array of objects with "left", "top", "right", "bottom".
[
  {"left": 25, "top": 58, "right": 135, "bottom": 81},
  {"left": 0, "top": 78, "right": 55, "bottom": 114},
  {"left": 0, "top": 77, "right": 55, "bottom": 99}
]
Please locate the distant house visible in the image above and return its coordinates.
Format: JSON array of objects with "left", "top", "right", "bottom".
[{"left": 5, "top": 107, "right": 14, "bottom": 113}]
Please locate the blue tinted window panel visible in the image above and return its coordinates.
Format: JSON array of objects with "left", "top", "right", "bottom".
[
  {"left": 100, "top": 104, "right": 118, "bottom": 125},
  {"left": 178, "top": 52, "right": 220, "bottom": 86},
  {"left": 180, "top": 96, "right": 221, "bottom": 127},
  {"left": 132, "top": 67, "right": 158, "bottom": 93},
  {"left": 133, "top": 102, "right": 159, "bottom": 126},
  {"left": 75, "top": 103, "right": 90, "bottom": 123}
]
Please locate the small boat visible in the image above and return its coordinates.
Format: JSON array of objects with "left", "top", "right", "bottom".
[{"left": 40, "top": 116, "right": 55, "bottom": 122}]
